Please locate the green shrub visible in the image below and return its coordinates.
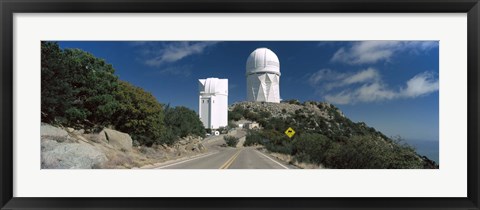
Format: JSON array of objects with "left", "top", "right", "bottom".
[
  {"left": 322, "top": 135, "right": 423, "bottom": 169},
  {"left": 228, "top": 106, "right": 246, "bottom": 121},
  {"left": 260, "top": 130, "right": 293, "bottom": 154},
  {"left": 228, "top": 120, "right": 238, "bottom": 129},
  {"left": 158, "top": 128, "right": 177, "bottom": 146},
  {"left": 265, "top": 140, "right": 293, "bottom": 155},
  {"left": 164, "top": 106, "right": 206, "bottom": 139},
  {"left": 224, "top": 136, "right": 239, "bottom": 147},
  {"left": 244, "top": 130, "right": 263, "bottom": 146},
  {"left": 113, "top": 81, "right": 167, "bottom": 146},
  {"left": 283, "top": 99, "right": 301, "bottom": 105},
  {"left": 228, "top": 110, "right": 243, "bottom": 121},
  {"left": 292, "top": 133, "right": 332, "bottom": 164},
  {"left": 264, "top": 117, "right": 288, "bottom": 131},
  {"left": 243, "top": 128, "right": 425, "bottom": 169},
  {"left": 245, "top": 112, "right": 261, "bottom": 122}
]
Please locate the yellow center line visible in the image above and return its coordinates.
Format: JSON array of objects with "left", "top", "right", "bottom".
[{"left": 219, "top": 149, "right": 243, "bottom": 169}]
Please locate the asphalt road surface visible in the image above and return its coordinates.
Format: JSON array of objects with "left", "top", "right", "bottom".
[
  {"left": 153, "top": 129, "right": 296, "bottom": 169},
  {"left": 228, "top": 147, "right": 291, "bottom": 169},
  {"left": 155, "top": 147, "right": 294, "bottom": 169}
]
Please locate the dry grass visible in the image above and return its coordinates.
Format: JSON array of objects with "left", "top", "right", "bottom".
[
  {"left": 263, "top": 149, "right": 324, "bottom": 169},
  {"left": 62, "top": 131, "right": 205, "bottom": 169}
]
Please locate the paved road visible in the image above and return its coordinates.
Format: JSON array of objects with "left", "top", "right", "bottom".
[
  {"left": 228, "top": 147, "right": 291, "bottom": 169},
  {"left": 153, "top": 128, "right": 296, "bottom": 169},
  {"left": 155, "top": 147, "right": 295, "bottom": 169}
]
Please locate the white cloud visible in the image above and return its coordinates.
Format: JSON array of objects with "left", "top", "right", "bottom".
[
  {"left": 144, "top": 42, "right": 219, "bottom": 66},
  {"left": 405, "top": 41, "right": 438, "bottom": 52},
  {"left": 308, "top": 68, "right": 380, "bottom": 90},
  {"left": 330, "top": 41, "right": 438, "bottom": 65},
  {"left": 324, "top": 91, "right": 352, "bottom": 104},
  {"left": 308, "top": 69, "right": 344, "bottom": 86},
  {"left": 401, "top": 72, "right": 439, "bottom": 97},
  {"left": 308, "top": 68, "right": 439, "bottom": 105},
  {"left": 343, "top": 68, "right": 380, "bottom": 85},
  {"left": 326, "top": 82, "right": 397, "bottom": 104}
]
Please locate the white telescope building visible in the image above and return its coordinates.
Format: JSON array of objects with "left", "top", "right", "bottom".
[
  {"left": 198, "top": 78, "right": 228, "bottom": 129},
  {"left": 246, "top": 48, "right": 281, "bottom": 103}
]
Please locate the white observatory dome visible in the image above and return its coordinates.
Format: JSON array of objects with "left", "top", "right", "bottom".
[
  {"left": 246, "top": 48, "right": 280, "bottom": 76},
  {"left": 245, "top": 48, "right": 281, "bottom": 103}
]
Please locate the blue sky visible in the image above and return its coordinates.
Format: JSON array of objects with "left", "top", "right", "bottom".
[{"left": 56, "top": 41, "right": 439, "bottom": 144}]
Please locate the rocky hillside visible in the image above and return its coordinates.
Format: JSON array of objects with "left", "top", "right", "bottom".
[
  {"left": 230, "top": 101, "right": 438, "bottom": 169},
  {"left": 230, "top": 101, "right": 387, "bottom": 142},
  {"left": 41, "top": 123, "right": 206, "bottom": 169},
  {"left": 231, "top": 100, "right": 340, "bottom": 119}
]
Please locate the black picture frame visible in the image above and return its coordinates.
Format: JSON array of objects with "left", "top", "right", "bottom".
[{"left": 1, "top": 0, "right": 479, "bottom": 209}]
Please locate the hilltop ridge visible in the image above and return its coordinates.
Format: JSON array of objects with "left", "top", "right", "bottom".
[
  {"left": 230, "top": 100, "right": 387, "bottom": 142},
  {"left": 229, "top": 100, "right": 438, "bottom": 169}
]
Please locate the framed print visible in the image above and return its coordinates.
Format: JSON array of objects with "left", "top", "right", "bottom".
[{"left": 1, "top": 0, "right": 479, "bottom": 209}]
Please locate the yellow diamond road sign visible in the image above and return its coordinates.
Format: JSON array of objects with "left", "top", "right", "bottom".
[{"left": 285, "top": 127, "right": 295, "bottom": 138}]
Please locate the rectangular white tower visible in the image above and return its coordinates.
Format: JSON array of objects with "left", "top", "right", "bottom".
[{"left": 198, "top": 78, "right": 228, "bottom": 129}]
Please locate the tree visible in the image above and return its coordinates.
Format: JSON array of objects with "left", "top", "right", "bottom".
[
  {"left": 41, "top": 41, "right": 120, "bottom": 127},
  {"left": 41, "top": 41, "right": 75, "bottom": 123},
  {"left": 164, "top": 106, "right": 206, "bottom": 139},
  {"left": 113, "top": 81, "right": 166, "bottom": 146},
  {"left": 65, "top": 48, "right": 120, "bottom": 126},
  {"left": 42, "top": 42, "right": 208, "bottom": 148}
]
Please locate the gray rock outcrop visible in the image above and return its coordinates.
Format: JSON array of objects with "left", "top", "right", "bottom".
[
  {"left": 41, "top": 123, "right": 69, "bottom": 142},
  {"left": 230, "top": 101, "right": 340, "bottom": 120},
  {"left": 40, "top": 123, "right": 208, "bottom": 169},
  {"left": 100, "top": 128, "right": 133, "bottom": 150},
  {"left": 41, "top": 139, "right": 107, "bottom": 169}
]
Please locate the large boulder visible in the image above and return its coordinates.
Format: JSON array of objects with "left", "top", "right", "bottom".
[
  {"left": 100, "top": 128, "right": 132, "bottom": 150},
  {"left": 41, "top": 123, "right": 69, "bottom": 142},
  {"left": 41, "top": 139, "right": 108, "bottom": 169}
]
